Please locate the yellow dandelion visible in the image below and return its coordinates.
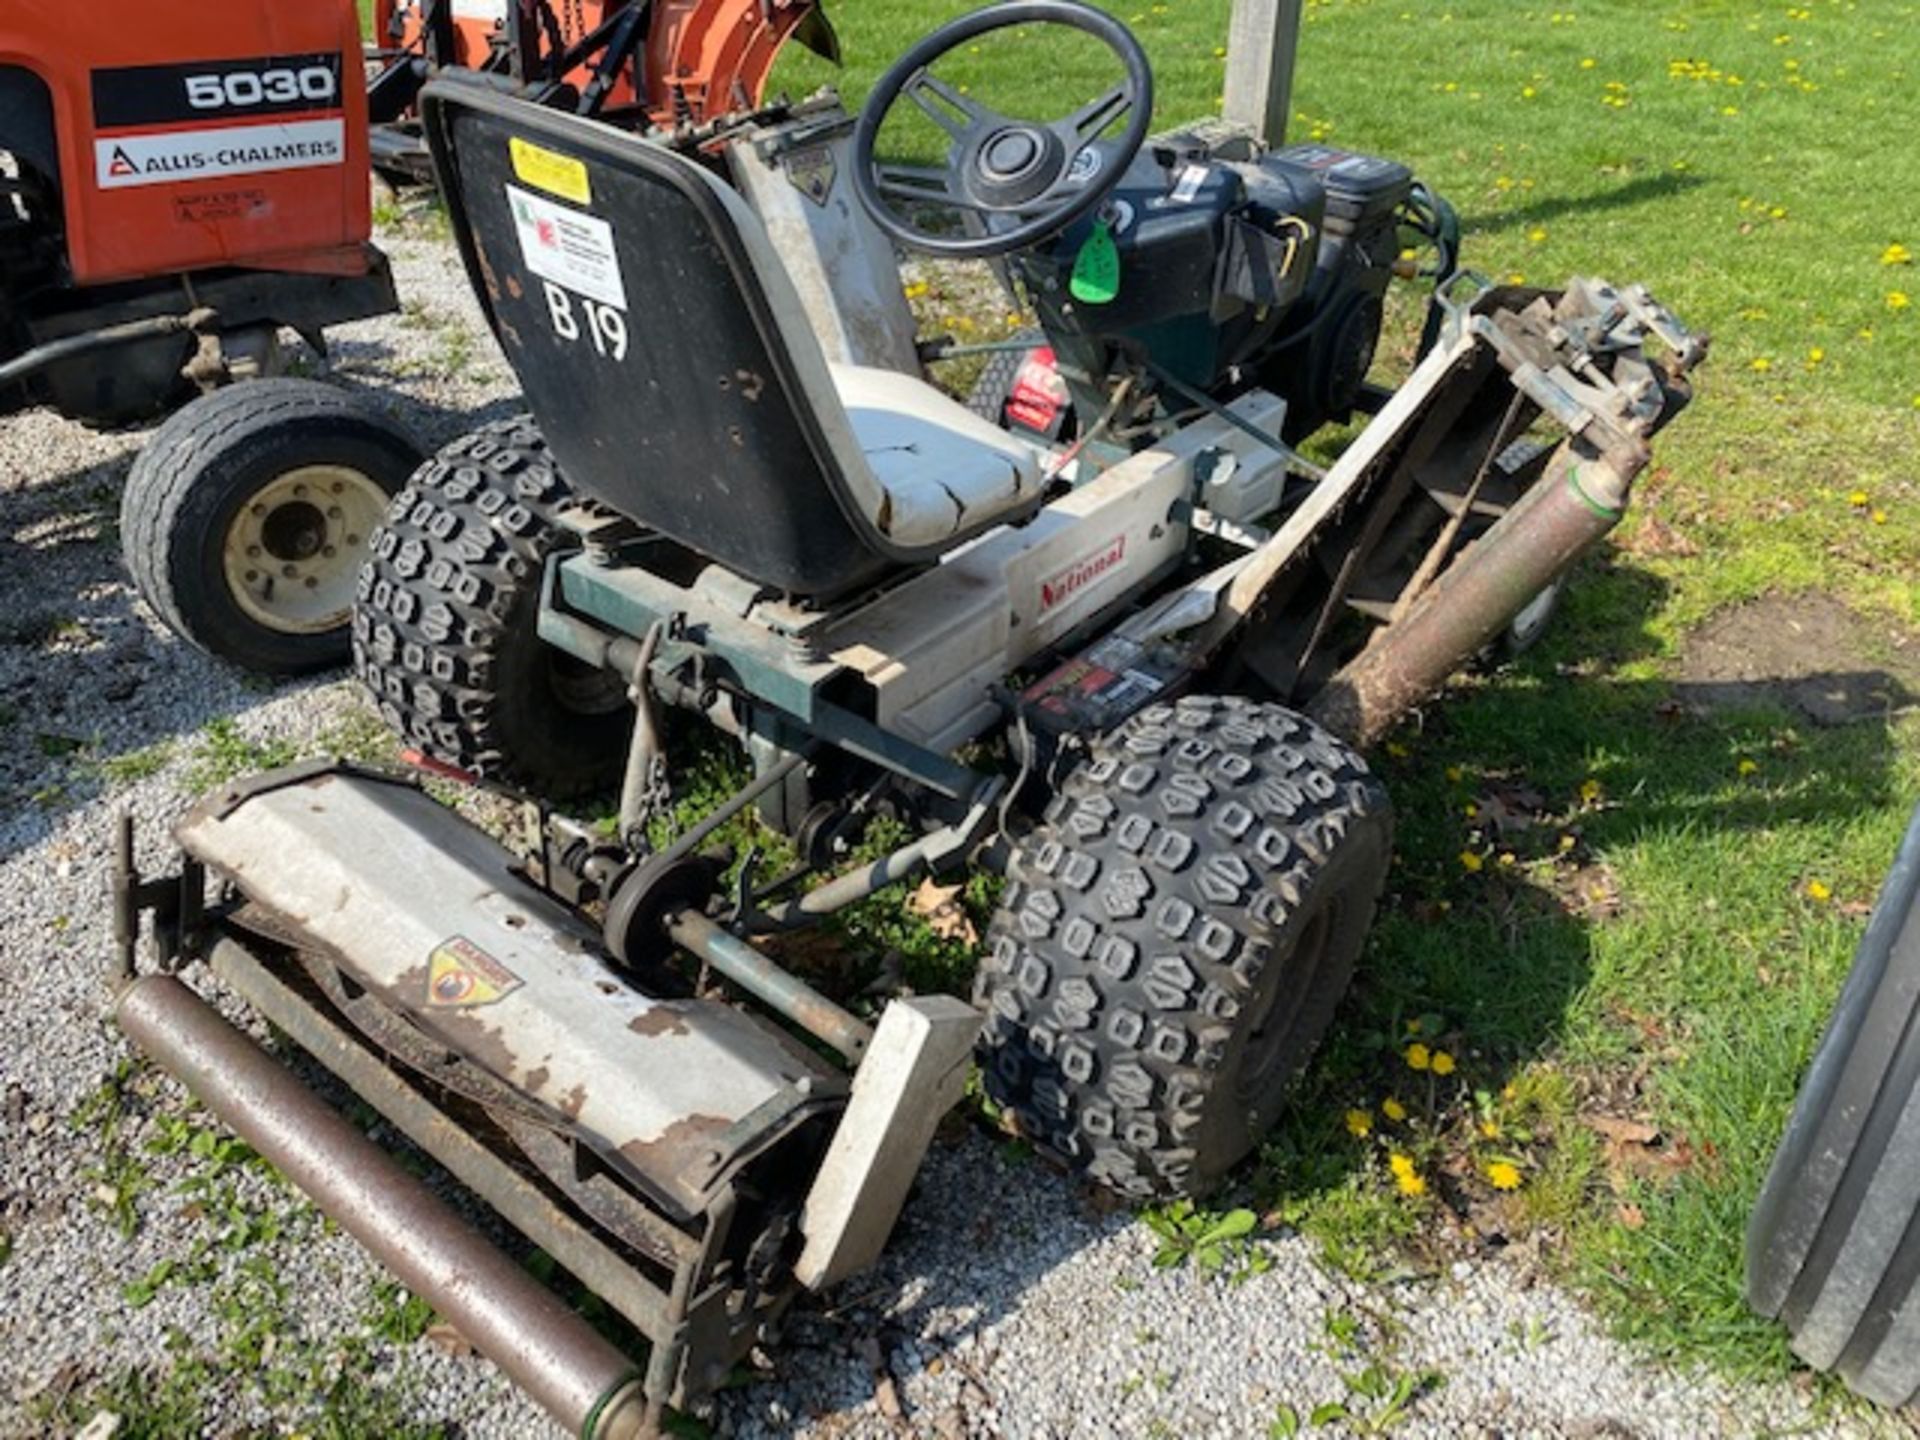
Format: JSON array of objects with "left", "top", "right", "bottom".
[
  {"left": 1405, "top": 1042, "right": 1432, "bottom": 1071},
  {"left": 1873, "top": 509, "right": 1889, "bottom": 526},
  {"left": 1580, "top": 57, "right": 1596, "bottom": 69},
  {"left": 1559, "top": 833, "right": 1578, "bottom": 852},
  {"left": 1738, "top": 757, "right": 1759, "bottom": 776},
  {"left": 1528, "top": 226, "right": 1549, "bottom": 244},
  {"left": 1405, "top": 1018, "right": 1423, "bottom": 1036},
  {"left": 1479, "top": 1119, "right": 1502, "bottom": 1139},
  {"left": 1522, "top": 86, "right": 1538, "bottom": 99},
  {"left": 1396, "top": 1169, "right": 1427, "bottom": 1198},
  {"left": 1807, "top": 346, "right": 1825, "bottom": 364},
  {"left": 1884, "top": 243, "right": 1914, "bottom": 267},
  {"left": 1807, "top": 879, "right": 1833, "bottom": 903},
  {"left": 1722, "top": 105, "right": 1740, "bottom": 116},
  {"left": 1345, "top": 1108, "right": 1373, "bottom": 1138},
  {"left": 903, "top": 280, "right": 930, "bottom": 300},
  {"left": 1750, "top": 356, "right": 1773, "bottom": 373},
  {"left": 1459, "top": 850, "right": 1485, "bottom": 874},
  {"left": 1445, "top": 765, "right": 1464, "bottom": 783},
  {"left": 1579, "top": 778, "right": 1604, "bottom": 805},
  {"left": 1498, "top": 851, "right": 1516, "bottom": 868},
  {"left": 1431, "top": 1051, "right": 1457, "bottom": 1077},
  {"left": 1382, "top": 1097, "right": 1408, "bottom": 1122},
  {"left": 1487, "top": 1161, "right": 1524, "bottom": 1191},
  {"left": 1464, "top": 802, "right": 1479, "bottom": 819},
  {"left": 1850, "top": 489, "right": 1871, "bottom": 507},
  {"left": 1890, "top": 291, "right": 1912, "bottom": 311},
  {"left": 1388, "top": 1151, "right": 1417, "bottom": 1180}
]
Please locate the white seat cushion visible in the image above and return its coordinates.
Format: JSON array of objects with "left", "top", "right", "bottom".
[{"left": 829, "top": 364, "right": 1044, "bottom": 549}]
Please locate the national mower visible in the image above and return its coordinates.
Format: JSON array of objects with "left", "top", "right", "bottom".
[{"left": 111, "top": 4, "right": 1706, "bottom": 1433}]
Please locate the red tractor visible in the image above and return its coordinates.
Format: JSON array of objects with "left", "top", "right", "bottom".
[{"left": 2, "top": 0, "right": 831, "bottom": 673}]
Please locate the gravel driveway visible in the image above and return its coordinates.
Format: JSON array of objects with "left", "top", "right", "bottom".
[{"left": 0, "top": 231, "right": 1864, "bottom": 1439}]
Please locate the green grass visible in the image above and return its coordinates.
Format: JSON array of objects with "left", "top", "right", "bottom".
[{"left": 773, "top": 0, "right": 1920, "bottom": 1391}]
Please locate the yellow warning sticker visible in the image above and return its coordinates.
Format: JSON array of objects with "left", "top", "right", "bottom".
[
  {"left": 509, "top": 136, "right": 590, "bottom": 206},
  {"left": 426, "top": 936, "right": 523, "bottom": 1009}
]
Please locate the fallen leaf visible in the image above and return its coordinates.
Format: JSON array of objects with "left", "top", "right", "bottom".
[
  {"left": 1616, "top": 1203, "right": 1646, "bottom": 1230},
  {"left": 909, "top": 878, "right": 978, "bottom": 945},
  {"left": 425, "top": 1321, "right": 473, "bottom": 1358},
  {"left": 1589, "top": 1115, "right": 1659, "bottom": 1146}
]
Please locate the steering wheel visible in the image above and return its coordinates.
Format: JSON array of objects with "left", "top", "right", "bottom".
[{"left": 851, "top": 0, "right": 1154, "bottom": 260}]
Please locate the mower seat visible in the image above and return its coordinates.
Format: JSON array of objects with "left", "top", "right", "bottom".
[{"left": 421, "top": 82, "right": 1044, "bottom": 597}]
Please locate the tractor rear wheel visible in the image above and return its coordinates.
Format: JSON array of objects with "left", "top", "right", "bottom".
[
  {"left": 353, "top": 417, "right": 630, "bottom": 800},
  {"left": 976, "top": 696, "right": 1392, "bottom": 1200},
  {"left": 121, "top": 379, "right": 423, "bottom": 674}
]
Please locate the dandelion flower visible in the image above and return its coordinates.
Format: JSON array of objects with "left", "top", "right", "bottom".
[
  {"left": 1528, "top": 227, "right": 1548, "bottom": 244},
  {"left": 1807, "top": 346, "right": 1825, "bottom": 364},
  {"left": 1464, "top": 802, "right": 1479, "bottom": 819},
  {"left": 1487, "top": 1161, "right": 1524, "bottom": 1191},
  {"left": 1580, "top": 57, "right": 1596, "bottom": 69},
  {"left": 1459, "top": 850, "right": 1485, "bottom": 874},
  {"left": 1405, "top": 1043, "right": 1432, "bottom": 1071},
  {"left": 1522, "top": 86, "right": 1538, "bottom": 99},
  {"left": 1559, "top": 833, "right": 1578, "bottom": 852},
  {"left": 1382, "top": 1097, "right": 1408, "bottom": 1122},
  {"left": 1890, "top": 291, "right": 1912, "bottom": 311},
  {"left": 1431, "top": 1051, "right": 1457, "bottom": 1077},
  {"left": 1873, "top": 509, "right": 1889, "bottom": 525},
  {"left": 1479, "top": 1119, "right": 1502, "bottom": 1138},
  {"left": 1850, "top": 489, "right": 1871, "bottom": 507},
  {"left": 1445, "top": 765, "right": 1464, "bottom": 783},
  {"left": 1345, "top": 1108, "right": 1373, "bottom": 1137},
  {"left": 1580, "top": 778, "right": 1604, "bottom": 805},
  {"left": 1884, "top": 243, "right": 1914, "bottom": 266},
  {"left": 1388, "top": 1151, "right": 1416, "bottom": 1180},
  {"left": 1750, "top": 357, "right": 1773, "bottom": 373},
  {"left": 1807, "top": 879, "right": 1833, "bottom": 903},
  {"left": 1738, "top": 757, "right": 1759, "bottom": 776}
]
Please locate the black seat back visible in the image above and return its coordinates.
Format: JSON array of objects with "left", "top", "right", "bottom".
[{"left": 420, "top": 81, "right": 897, "bottom": 597}]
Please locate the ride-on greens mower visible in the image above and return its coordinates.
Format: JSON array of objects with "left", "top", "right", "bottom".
[{"left": 110, "top": 3, "right": 1706, "bottom": 1432}]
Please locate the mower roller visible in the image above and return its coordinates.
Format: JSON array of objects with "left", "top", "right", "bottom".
[{"left": 111, "top": 3, "right": 1706, "bottom": 1430}]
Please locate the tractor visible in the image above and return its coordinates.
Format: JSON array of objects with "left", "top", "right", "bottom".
[{"left": 110, "top": 3, "right": 1706, "bottom": 1433}]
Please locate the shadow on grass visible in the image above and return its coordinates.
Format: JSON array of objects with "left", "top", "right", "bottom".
[
  {"left": 1462, "top": 169, "right": 1709, "bottom": 239},
  {"left": 1247, "top": 552, "right": 1911, "bottom": 1375}
]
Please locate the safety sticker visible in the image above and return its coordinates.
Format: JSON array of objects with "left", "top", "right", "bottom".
[
  {"left": 506, "top": 183, "right": 628, "bottom": 311},
  {"left": 510, "top": 136, "right": 591, "bottom": 206},
  {"left": 783, "top": 145, "right": 837, "bottom": 206},
  {"left": 426, "top": 936, "right": 523, "bottom": 1009},
  {"left": 95, "top": 119, "right": 345, "bottom": 190}
]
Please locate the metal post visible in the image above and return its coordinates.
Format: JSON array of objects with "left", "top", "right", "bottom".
[{"left": 1222, "top": 0, "right": 1304, "bottom": 147}]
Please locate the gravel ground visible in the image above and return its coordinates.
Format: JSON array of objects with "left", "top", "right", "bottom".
[{"left": 0, "top": 226, "right": 1876, "bottom": 1439}]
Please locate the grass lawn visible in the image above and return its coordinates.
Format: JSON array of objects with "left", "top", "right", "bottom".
[{"left": 775, "top": 0, "right": 1920, "bottom": 1396}]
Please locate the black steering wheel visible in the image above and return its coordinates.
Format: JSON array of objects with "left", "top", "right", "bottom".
[{"left": 851, "top": 0, "right": 1154, "bottom": 260}]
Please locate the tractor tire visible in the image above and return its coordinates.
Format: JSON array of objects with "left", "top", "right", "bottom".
[
  {"left": 1747, "top": 803, "right": 1920, "bottom": 1406},
  {"left": 121, "top": 379, "right": 424, "bottom": 674},
  {"left": 976, "top": 695, "right": 1393, "bottom": 1200},
  {"left": 353, "top": 416, "right": 630, "bottom": 801},
  {"left": 964, "top": 333, "right": 1041, "bottom": 424}
]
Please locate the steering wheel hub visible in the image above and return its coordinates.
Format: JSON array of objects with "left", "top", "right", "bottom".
[{"left": 981, "top": 127, "right": 1045, "bottom": 181}]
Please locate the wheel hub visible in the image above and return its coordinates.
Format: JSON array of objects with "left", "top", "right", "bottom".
[{"left": 222, "top": 464, "right": 390, "bottom": 636}]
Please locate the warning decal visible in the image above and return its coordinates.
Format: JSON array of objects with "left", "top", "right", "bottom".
[
  {"left": 426, "top": 936, "right": 523, "bottom": 1009},
  {"left": 94, "top": 119, "right": 345, "bottom": 190},
  {"left": 506, "top": 183, "right": 628, "bottom": 311}
]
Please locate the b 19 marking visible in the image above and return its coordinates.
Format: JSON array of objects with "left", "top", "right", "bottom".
[{"left": 544, "top": 282, "right": 629, "bottom": 362}]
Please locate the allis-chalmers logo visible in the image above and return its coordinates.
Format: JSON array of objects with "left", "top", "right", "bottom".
[{"left": 1040, "top": 536, "right": 1127, "bottom": 613}]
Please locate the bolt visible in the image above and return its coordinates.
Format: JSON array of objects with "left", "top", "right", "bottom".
[
  {"left": 251, "top": 504, "right": 266, "bottom": 517},
  {"left": 328, "top": 505, "right": 343, "bottom": 519},
  {"left": 282, "top": 564, "right": 297, "bottom": 578},
  {"left": 346, "top": 534, "right": 361, "bottom": 545},
  {"left": 323, "top": 545, "right": 337, "bottom": 558},
  {"left": 293, "top": 484, "right": 306, "bottom": 496},
  {"left": 331, "top": 481, "right": 345, "bottom": 494},
  {"left": 246, "top": 544, "right": 261, "bottom": 558},
  {"left": 244, "top": 569, "right": 258, "bottom": 582},
  {"left": 305, "top": 577, "right": 318, "bottom": 589}
]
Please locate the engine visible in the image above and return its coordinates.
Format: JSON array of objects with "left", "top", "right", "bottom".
[{"left": 1009, "top": 125, "right": 1452, "bottom": 442}]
